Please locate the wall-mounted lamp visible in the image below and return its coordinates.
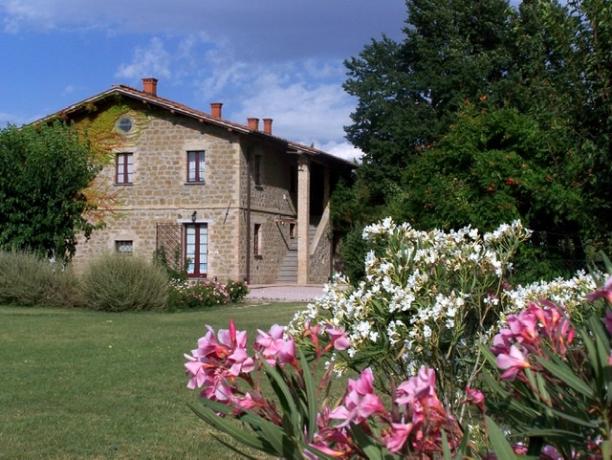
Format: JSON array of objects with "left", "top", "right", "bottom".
[{"left": 191, "top": 211, "right": 197, "bottom": 223}]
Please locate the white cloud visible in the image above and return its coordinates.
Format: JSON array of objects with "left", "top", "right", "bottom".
[
  {"left": 0, "top": 0, "right": 405, "bottom": 60},
  {"left": 116, "top": 37, "right": 172, "bottom": 79},
  {"left": 318, "top": 141, "right": 362, "bottom": 163},
  {"left": 113, "top": 35, "right": 359, "bottom": 161},
  {"left": 236, "top": 75, "right": 355, "bottom": 144}
]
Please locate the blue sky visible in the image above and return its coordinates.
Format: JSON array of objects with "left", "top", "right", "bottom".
[{"left": 0, "top": 1, "right": 406, "bottom": 160}]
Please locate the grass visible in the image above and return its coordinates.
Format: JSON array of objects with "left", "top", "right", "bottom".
[{"left": 0, "top": 302, "right": 305, "bottom": 459}]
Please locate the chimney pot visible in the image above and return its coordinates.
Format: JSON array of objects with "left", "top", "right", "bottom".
[
  {"left": 263, "top": 118, "right": 273, "bottom": 135},
  {"left": 142, "top": 77, "right": 158, "bottom": 96},
  {"left": 210, "top": 102, "right": 223, "bottom": 119},
  {"left": 247, "top": 117, "right": 259, "bottom": 131}
]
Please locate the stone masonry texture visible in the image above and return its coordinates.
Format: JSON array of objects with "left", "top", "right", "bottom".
[{"left": 70, "top": 97, "right": 336, "bottom": 283}]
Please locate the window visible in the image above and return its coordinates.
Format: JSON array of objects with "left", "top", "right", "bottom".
[
  {"left": 115, "top": 153, "right": 134, "bottom": 184},
  {"left": 289, "top": 223, "right": 296, "bottom": 239},
  {"left": 254, "top": 223, "right": 262, "bottom": 257},
  {"left": 253, "top": 155, "right": 262, "bottom": 186},
  {"left": 187, "top": 151, "right": 205, "bottom": 183},
  {"left": 185, "top": 223, "right": 208, "bottom": 277},
  {"left": 116, "top": 116, "right": 133, "bottom": 134},
  {"left": 115, "top": 240, "right": 133, "bottom": 255}
]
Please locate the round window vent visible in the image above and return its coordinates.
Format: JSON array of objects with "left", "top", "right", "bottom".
[{"left": 116, "top": 116, "right": 133, "bottom": 134}]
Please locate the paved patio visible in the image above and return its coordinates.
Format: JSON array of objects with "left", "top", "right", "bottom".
[{"left": 246, "top": 284, "right": 326, "bottom": 302}]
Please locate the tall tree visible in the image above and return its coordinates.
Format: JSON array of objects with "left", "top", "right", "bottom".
[
  {"left": 0, "top": 122, "right": 98, "bottom": 261},
  {"left": 337, "top": 0, "right": 611, "bottom": 281},
  {"left": 344, "top": 0, "right": 515, "bottom": 200}
]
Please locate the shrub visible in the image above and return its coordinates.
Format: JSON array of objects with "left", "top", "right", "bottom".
[
  {"left": 185, "top": 276, "right": 611, "bottom": 459},
  {"left": 168, "top": 279, "right": 248, "bottom": 310},
  {"left": 0, "top": 250, "right": 82, "bottom": 307},
  {"left": 81, "top": 254, "right": 168, "bottom": 311},
  {"left": 226, "top": 280, "right": 249, "bottom": 303},
  {"left": 290, "top": 219, "right": 598, "bottom": 411},
  {"left": 168, "top": 279, "right": 229, "bottom": 309}
]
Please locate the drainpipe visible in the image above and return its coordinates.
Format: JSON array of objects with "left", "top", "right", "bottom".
[{"left": 245, "top": 146, "right": 252, "bottom": 283}]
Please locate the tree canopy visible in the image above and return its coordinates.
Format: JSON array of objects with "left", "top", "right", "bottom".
[
  {"left": 0, "top": 122, "right": 99, "bottom": 261},
  {"left": 337, "top": 0, "right": 611, "bottom": 281}
]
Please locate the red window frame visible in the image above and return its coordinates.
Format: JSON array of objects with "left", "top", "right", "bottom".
[
  {"left": 187, "top": 151, "right": 205, "bottom": 183},
  {"left": 115, "top": 153, "right": 133, "bottom": 185},
  {"left": 184, "top": 223, "right": 208, "bottom": 278}
]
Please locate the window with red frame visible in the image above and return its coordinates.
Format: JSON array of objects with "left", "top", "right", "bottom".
[
  {"left": 116, "top": 153, "right": 134, "bottom": 184},
  {"left": 185, "top": 223, "right": 208, "bottom": 277},
  {"left": 187, "top": 151, "right": 205, "bottom": 183}
]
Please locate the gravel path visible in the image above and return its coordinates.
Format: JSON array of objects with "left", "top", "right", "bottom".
[{"left": 246, "top": 285, "right": 325, "bottom": 302}]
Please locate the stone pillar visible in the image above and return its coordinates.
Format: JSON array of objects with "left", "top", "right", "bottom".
[{"left": 297, "top": 156, "right": 310, "bottom": 285}]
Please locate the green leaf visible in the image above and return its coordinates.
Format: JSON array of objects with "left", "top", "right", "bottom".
[
  {"left": 211, "top": 434, "right": 260, "bottom": 460},
  {"left": 262, "top": 360, "right": 302, "bottom": 438},
  {"left": 535, "top": 355, "right": 594, "bottom": 398},
  {"left": 546, "top": 407, "right": 599, "bottom": 428},
  {"left": 579, "top": 329, "right": 601, "bottom": 379},
  {"left": 454, "top": 428, "right": 470, "bottom": 460},
  {"left": 534, "top": 372, "right": 552, "bottom": 406},
  {"left": 298, "top": 349, "right": 318, "bottom": 441},
  {"left": 189, "top": 403, "right": 268, "bottom": 453},
  {"left": 351, "top": 424, "right": 384, "bottom": 460},
  {"left": 516, "top": 428, "right": 583, "bottom": 440},
  {"left": 588, "top": 316, "right": 611, "bottom": 370},
  {"left": 485, "top": 416, "right": 516, "bottom": 460},
  {"left": 441, "top": 430, "right": 452, "bottom": 460},
  {"left": 480, "top": 343, "right": 499, "bottom": 368}
]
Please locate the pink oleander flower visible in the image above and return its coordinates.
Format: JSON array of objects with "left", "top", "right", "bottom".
[
  {"left": 496, "top": 345, "right": 530, "bottom": 380},
  {"left": 184, "top": 320, "right": 255, "bottom": 402},
  {"left": 491, "top": 327, "right": 514, "bottom": 355},
  {"left": 512, "top": 442, "right": 528, "bottom": 455},
  {"left": 603, "top": 310, "right": 612, "bottom": 336},
  {"left": 393, "top": 367, "right": 460, "bottom": 455},
  {"left": 254, "top": 324, "right": 296, "bottom": 366},
  {"left": 507, "top": 309, "right": 538, "bottom": 345},
  {"left": 587, "top": 276, "right": 612, "bottom": 304},
  {"left": 326, "top": 326, "right": 350, "bottom": 351},
  {"left": 493, "top": 302, "right": 575, "bottom": 361},
  {"left": 383, "top": 422, "right": 413, "bottom": 453},
  {"left": 465, "top": 386, "right": 485, "bottom": 412},
  {"left": 306, "top": 407, "right": 354, "bottom": 459},
  {"left": 395, "top": 367, "right": 436, "bottom": 406},
  {"left": 540, "top": 444, "right": 564, "bottom": 460},
  {"left": 329, "top": 368, "right": 386, "bottom": 427}
]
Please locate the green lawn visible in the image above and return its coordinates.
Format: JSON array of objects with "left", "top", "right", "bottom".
[{"left": 0, "top": 303, "right": 305, "bottom": 459}]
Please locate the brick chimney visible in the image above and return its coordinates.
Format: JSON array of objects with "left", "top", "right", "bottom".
[
  {"left": 262, "top": 118, "right": 273, "bottom": 135},
  {"left": 247, "top": 117, "right": 259, "bottom": 131},
  {"left": 210, "top": 102, "right": 223, "bottom": 119},
  {"left": 142, "top": 78, "right": 158, "bottom": 96}
]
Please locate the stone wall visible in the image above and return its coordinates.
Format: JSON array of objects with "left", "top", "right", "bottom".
[
  {"left": 238, "top": 141, "right": 298, "bottom": 284},
  {"left": 72, "top": 104, "right": 242, "bottom": 281},
  {"left": 309, "top": 217, "right": 333, "bottom": 284},
  {"left": 70, "top": 98, "right": 336, "bottom": 284}
]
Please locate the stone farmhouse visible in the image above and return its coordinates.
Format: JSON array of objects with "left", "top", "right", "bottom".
[{"left": 38, "top": 78, "right": 354, "bottom": 284}]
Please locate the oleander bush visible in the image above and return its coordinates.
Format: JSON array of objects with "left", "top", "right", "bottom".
[
  {"left": 81, "top": 253, "right": 168, "bottom": 311},
  {"left": 0, "top": 250, "right": 82, "bottom": 307},
  {"left": 290, "top": 219, "right": 598, "bottom": 410},
  {"left": 185, "top": 220, "right": 611, "bottom": 459}
]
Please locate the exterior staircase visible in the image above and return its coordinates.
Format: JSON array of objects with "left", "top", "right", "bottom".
[{"left": 275, "top": 224, "right": 316, "bottom": 284}]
